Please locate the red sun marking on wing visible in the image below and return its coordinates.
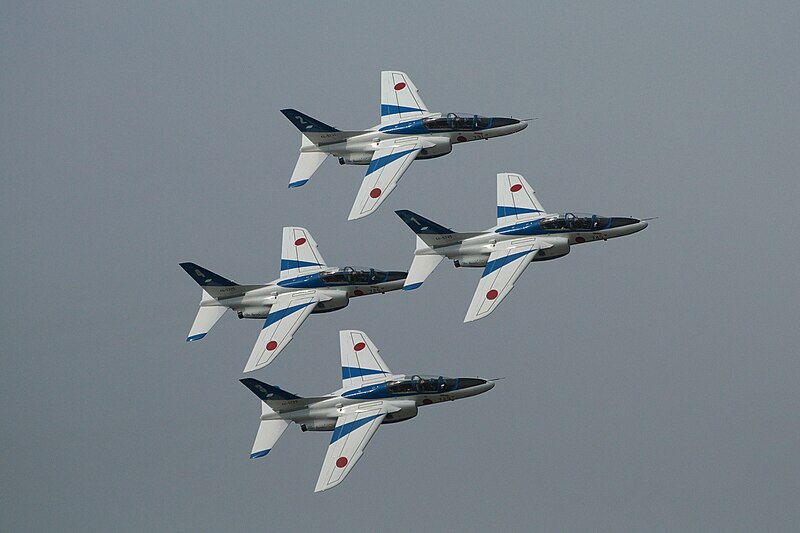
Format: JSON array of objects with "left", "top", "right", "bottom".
[
  {"left": 510, "top": 184, "right": 523, "bottom": 192},
  {"left": 486, "top": 289, "right": 499, "bottom": 300},
  {"left": 369, "top": 188, "right": 382, "bottom": 199},
  {"left": 294, "top": 237, "right": 307, "bottom": 246},
  {"left": 266, "top": 340, "right": 278, "bottom": 351},
  {"left": 353, "top": 342, "right": 366, "bottom": 352},
  {"left": 394, "top": 82, "right": 406, "bottom": 91},
  {"left": 336, "top": 457, "right": 348, "bottom": 468}
]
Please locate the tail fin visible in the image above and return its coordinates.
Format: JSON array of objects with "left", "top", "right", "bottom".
[
  {"left": 180, "top": 262, "right": 238, "bottom": 287},
  {"left": 394, "top": 209, "right": 480, "bottom": 248},
  {"left": 381, "top": 71, "right": 430, "bottom": 125},
  {"left": 280, "top": 227, "right": 327, "bottom": 279},
  {"left": 496, "top": 173, "right": 547, "bottom": 225},
  {"left": 281, "top": 109, "right": 339, "bottom": 133},
  {"left": 403, "top": 237, "right": 444, "bottom": 291}
]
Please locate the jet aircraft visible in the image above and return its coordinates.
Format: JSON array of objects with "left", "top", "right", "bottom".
[
  {"left": 240, "top": 330, "right": 495, "bottom": 492},
  {"left": 180, "top": 227, "right": 407, "bottom": 371},
  {"left": 281, "top": 70, "right": 528, "bottom": 220},
  {"left": 395, "top": 173, "right": 649, "bottom": 322}
]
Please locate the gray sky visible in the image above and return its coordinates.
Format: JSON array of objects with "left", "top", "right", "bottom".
[{"left": 2, "top": 2, "right": 799, "bottom": 531}]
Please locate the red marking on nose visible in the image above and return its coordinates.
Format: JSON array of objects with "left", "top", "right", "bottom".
[
  {"left": 266, "top": 340, "right": 278, "bottom": 351},
  {"left": 336, "top": 457, "right": 348, "bottom": 468},
  {"left": 510, "top": 184, "right": 523, "bottom": 192},
  {"left": 294, "top": 237, "right": 306, "bottom": 246},
  {"left": 422, "top": 398, "right": 433, "bottom": 405},
  {"left": 486, "top": 289, "right": 499, "bottom": 300},
  {"left": 575, "top": 236, "right": 585, "bottom": 243},
  {"left": 457, "top": 135, "right": 467, "bottom": 142},
  {"left": 394, "top": 82, "right": 406, "bottom": 91},
  {"left": 353, "top": 342, "right": 366, "bottom": 352},
  {"left": 369, "top": 188, "right": 382, "bottom": 199},
  {"left": 353, "top": 289, "right": 364, "bottom": 296}
]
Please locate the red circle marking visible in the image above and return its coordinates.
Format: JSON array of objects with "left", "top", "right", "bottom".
[
  {"left": 422, "top": 398, "right": 433, "bottom": 405},
  {"left": 510, "top": 184, "right": 523, "bottom": 192},
  {"left": 294, "top": 237, "right": 307, "bottom": 246},
  {"left": 353, "top": 342, "right": 366, "bottom": 352},
  {"left": 456, "top": 135, "right": 467, "bottom": 142},
  {"left": 266, "top": 340, "right": 278, "bottom": 351},
  {"left": 369, "top": 188, "right": 382, "bottom": 199},
  {"left": 336, "top": 457, "right": 348, "bottom": 468},
  {"left": 353, "top": 289, "right": 364, "bottom": 296},
  {"left": 575, "top": 236, "right": 585, "bottom": 243},
  {"left": 394, "top": 82, "right": 406, "bottom": 91},
  {"left": 486, "top": 289, "right": 499, "bottom": 300}
]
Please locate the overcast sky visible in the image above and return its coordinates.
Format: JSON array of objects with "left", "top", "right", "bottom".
[{"left": 2, "top": 2, "right": 800, "bottom": 531}]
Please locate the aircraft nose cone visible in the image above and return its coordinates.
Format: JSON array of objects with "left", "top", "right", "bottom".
[
  {"left": 490, "top": 117, "right": 524, "bottom": 129},
  {"left": 608, "top": 217, "right": 648, "bottom": 235}
]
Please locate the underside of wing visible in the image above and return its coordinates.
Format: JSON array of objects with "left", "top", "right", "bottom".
[
  {"left": 464, "top": 240, "right": 540, "bottom": 322},
  {"left": 243, "top": 291, "right": 319, "bottom": 372},
  {"left": 348, "top": 139, "right": 423, "bottom": 220},
  {"left": 315, "top": 404, "right": 387, "bottom": 492}
]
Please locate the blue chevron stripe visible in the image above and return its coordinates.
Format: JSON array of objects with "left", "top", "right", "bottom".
[
  {"left": 366, "top": 148, "right": 416, "bottom": 176},
  {"left": 497, "top": 206, "right": 543, "bottom": 218},
  {"left": 330, "top": 413, "right": 383, "bottom": 444},
  {"left": 250, "top": 449, "right": 270, "bottom": 459},
  {"left": 342, "top": 367, "right": 387, "bottom": 380},
  {"left": 280, "top": 259, "right": 324, "bottom": 271},
  {"left": 381, "top": 104, "right": 425, "bottom": 116},
  {"left": 262, "top": 301, "right": 315, "bottom": 329},
  {"left": 481, "top": 250, "right": 532, "bottom": 278}
]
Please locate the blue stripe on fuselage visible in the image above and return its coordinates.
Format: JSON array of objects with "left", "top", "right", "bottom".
[
  {"left": 277, "top": 273, "right": 326, "bottom": 289},
  {"left": 330, "top": 413, "right": 384, "bottom": 444}
]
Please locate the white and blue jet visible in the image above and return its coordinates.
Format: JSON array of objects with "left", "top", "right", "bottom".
[
  {"left": 180, "top": 227, "right": 407, "bottom": 372},
  {"left": 240, "top": 330, "right": 495, "bottom": 492},
  {"left": 281, "top": 70, "right": 528, "bottom": 220},
  {"left": 396, "top": 173, "right": 649, "bottom": 322}
]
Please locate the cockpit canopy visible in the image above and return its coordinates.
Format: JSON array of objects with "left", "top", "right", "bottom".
[
  {"left": 386, "top": 375, "right": 457, "bottom": 394},
  {"left": 423, "top": 113, "right": 492, "bottom": 131},
  {"left": 539, "top": 213, "right": 610, "bottom": 231},
  {"left": 319, "top": 267, "right": 402, "bottom": 285}
]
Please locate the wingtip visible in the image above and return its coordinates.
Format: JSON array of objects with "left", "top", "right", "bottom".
[
  {"left": 186, "top": 333, "right": 207, "bottom": 342},
  {"left": 288, "top": 180, "right": 308, "bottom": 189},
  {"left": 402, "top": 283, "right": 423, "bottom": 291}
]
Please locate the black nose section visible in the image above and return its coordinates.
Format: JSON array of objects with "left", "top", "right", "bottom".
[
  {"left": 490, "top": 117, "right": 521, "bottom": 128},
  {"left": 608, "top": 217, "right": 641, "bottom": 228},
  {"left": 456, "top": 378, "right": 487, "bottom": 390}
]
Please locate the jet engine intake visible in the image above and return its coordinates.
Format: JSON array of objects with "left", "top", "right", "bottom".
[
  {"left": 382, "top": 403, "right": 418, "bottom": 424},
  {"left": 534, "top": 239, "right": 570, "bottom": 261},
  {"left": 312, "top": 292, "right": 349, "bottom": 314}
]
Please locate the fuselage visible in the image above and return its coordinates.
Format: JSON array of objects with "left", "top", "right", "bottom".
[
  {"left": 263, "top": 376, "right": 494, "bottom": 430},
  {"left": 305, "top": 112, "right": 527, "bottom": 164},
  {"left": 203, "top": 267, "right": 407, "bottom": 318},
  {"left": 423, "top": 213, "right": 648, "bottom": 266}
]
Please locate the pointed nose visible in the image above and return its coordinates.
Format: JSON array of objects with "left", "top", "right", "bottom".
[
  {"left": 608, "top": 217, "right": 648, "bottom": 236},
  {"left": 490, "top": 117, "right": 527, "bottom": 132}
]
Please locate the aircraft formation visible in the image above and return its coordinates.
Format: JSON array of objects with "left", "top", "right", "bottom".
[{"left": 181, "top": 71, "right": 647, "bottom": 491}]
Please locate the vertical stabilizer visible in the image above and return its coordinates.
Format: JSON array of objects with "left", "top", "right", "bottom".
[{"left": 380, "top": 71, "right": 429, "bottom": 125}]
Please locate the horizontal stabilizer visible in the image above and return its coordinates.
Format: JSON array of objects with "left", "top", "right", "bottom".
[
  {"left": 289, "top": 146, "right": 327, "bottom": 188},
  {"left": 403, "top": 252, "right": 444, "bottom": 291},
  {"left": 250, "top": 417, "right": 290, "bottom": 459},
  {"left": 186, "top": 302, "right": 227, "bottom": 342}
]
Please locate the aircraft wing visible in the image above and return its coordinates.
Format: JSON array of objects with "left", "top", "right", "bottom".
[
  {"left": 347, "top": 139, "right": 424, "bottom": 220},
  {"left": 464, "top": 239, "right": 543, "bottom": 323},
  {"left": 243, "top": 290, "right": 319, "bottom": 372},
  {"left": 315, "top": 403, "right": 388, "bottom": 492}
]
